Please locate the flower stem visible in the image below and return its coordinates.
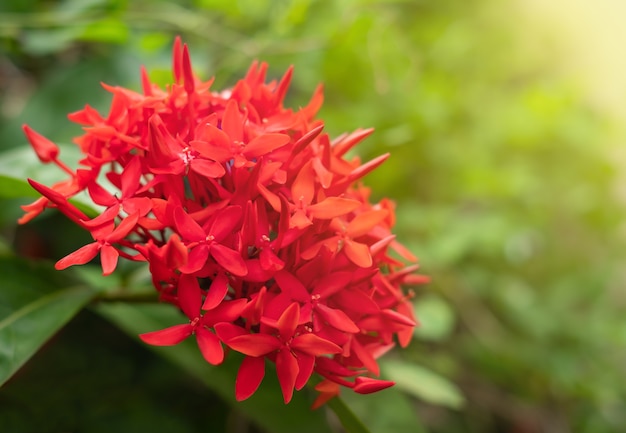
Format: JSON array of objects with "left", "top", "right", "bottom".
[{"left": 93, "top": 291, "right": 159, "bottom": 304}]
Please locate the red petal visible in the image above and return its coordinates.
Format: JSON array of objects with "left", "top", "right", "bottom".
[
  {"left": 232, "top": 154, "right": 248, "bottom": 168},
  {"left": 222, "top": 99, "right": 243, "bottom": 142},
  {"left": 210, "top": 243, "right": 247, "bottom": 276},
  {"left": 311, "top": 380, "right": 340, "bottom": 410},
  {"left": 343, "top": 239, "right": 372, "bottom": 268},
  {"left": 172, "top": 35, "right": 183, "bottom": 84},
  {"left": 68, "top": 104, "right": 103, "bottom": 125},
  {"left": 353, "top": 377, "right": 395, "bottom": 394},
  {"left": 100, "top": 244, "right": 120, "bottom": 276},
  {"left": 28, "top": 179, "right": 89, "bottom": 222},
  {"left": 315, "top": 272, "right": 352, "bottom": 299},
  {"left": 333, "top": 289, "right": 379, "bottom": 315},
  {"left": 120, "top": 156, "right": 142, "bottom": 198},
  {"left": 87, "top": 182, "right": 116, "bottom": 207},
  {"left": 347, "top": 153, "right": 389, "bottom": 183},
  {"left": 107, "top": 212, "right": 139, "bottom": 243},
  {"left": 139, "top": 323, "right": 193, "bottom": 346},
  {"left": 273, "top": 65, "right": 293, "bottom": 107},
  {"left": 164, "top": 234, "right": 188, "bottom": 269},
  {"left": 259, "top": 248, "right": 285, "bottom": 271},
  {"left": 290, "top": 124, "right": 324, "bottom": 157},
  {"left": 204, "top": 298, "right": 247, "bottom": 325},
  {"left": 381, "top": 308, "right": 417, "bottom": 327},
  {"left": 174, "top": 207, "right": 205, "bottom": 241},
  {"left": 289, "top": 209, "right": 312, "bottom": 230},
  {"left": 315, "top": 149, "right": 332, "bottom": 182},
  {"left": 291, "top": 161, "right": 314, "bottom": 206},
  {"left": 180, "top": 244, "right": 209, "bottom": 274},
  {"left": 346, "top": 209, "right": 388, "bottom": 238},
  {"left": 295, "top": 353, "right": 315, "bottom": 391},
  {"left": 315, "top": 304, "right": 360, "bottom": 333},
  {"left": 122, "top": 197, "right": 153, "bottom": 217},
  {"left": 370, "top": 234, "right": 396, "bottom": 257},
  {"left": 196, "top": 327, "right": 223, "bottom": 365},
  {"left": 192, "top": 126, "right": 232, "bottom": 162},
  {"left": 202, "top": 272, "right": 229, "bottom": 311},
  {"left": 276, "top": 349, "right": 299, "bottom": 403},
  {"left": 214, "top": 322, "right": 247, "bottom": 342},
  {"left": 140, "top": 65, "right": 152, "bottom": 96},
  {"left": 55, "top": 242, "right": 100, "bottom": 270},
  {"left": 277, "top": 303, "right": 300, "bottom": 341},
  {"left": 209, "top": 206, "right": 242, "bottom": 241},
  {"left": 396, "top": 302, "right": 417, "bottom": 348},
  {"left": 182, "top": 43, "right": 195, "bottom": 93},
  {"left": 244, "top": 133, "right": 290, "bottom": 158},
  {"left": 391, "top": 239, "right": 418, "bottom": 262},
  {"left": 147, "top": 115, "right": 177, "bottom": 166},
  {"left": 81, "top": 204, "right": 118, "bottom": 231},
  {"left": 274, "top": 270, "right": 309, "bottom": 303},
  {"left": 258, "top": 183, "right": 281, "bottom": 213},
  {"left": 226, "top": 333, "right": 280, "bottom": 357},
  {"left": 351, "top": 339, "right": 380, "bottom": 375},
  {"left": 22, "top": 124, "right": 59, "bottom": 163},
  {"left": 331, "top": 128, "right": 374, "bottom": 157},
  {"left": 191, "top": 158, "right": 226, "bottom": 178},
  {"left": 236, "top": 356, "right": 266, "bottom": 401},
  {"left": 178, "top": 274, "right": 201, "bottom": 319},
  {"left": 307, "top": 197, "right": 360, "bottom": 220},
  {"left": 300, "top": 238, "right": 327, "bottom": 261},
  {"left": 291, "top": 333, "right": 342, "bottom": 356},
  {"left": 300, "top": 84, "right": 324, "bottom": 121}
]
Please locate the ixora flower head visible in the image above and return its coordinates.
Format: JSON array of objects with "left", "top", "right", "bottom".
[{"left": 19, "top": 37, "right": 428, "bottom": 406}]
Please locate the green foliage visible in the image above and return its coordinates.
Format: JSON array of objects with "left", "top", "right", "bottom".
[
  {"left": 381, "top": 359, "right": 464, "bottom": 410},
  {"left": 0, "top": 256, "right": 96, "bottom": 387},
  {"left": 1, "top": 0, "right": 625, "bottom": 432}
]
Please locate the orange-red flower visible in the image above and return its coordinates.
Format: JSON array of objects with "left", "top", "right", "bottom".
[{"left": 19, "top": 36, "right": 428, "bottom": 405}]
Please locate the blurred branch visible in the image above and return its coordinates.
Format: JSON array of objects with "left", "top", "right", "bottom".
[
  {"left": 92, "top": 290, "right": 158, "bottom": 304},
  {"left": 0, "top": 3, "right": 324, "bottom": 57}
]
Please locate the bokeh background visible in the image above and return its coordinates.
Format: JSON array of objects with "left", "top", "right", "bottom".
[{"left": 2, "top": 1, "right": 626, "bottom": 432}]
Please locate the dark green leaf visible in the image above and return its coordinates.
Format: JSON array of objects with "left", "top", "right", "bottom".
[{"left": 0, "top": 256, "right": 96, "bottom": 387}]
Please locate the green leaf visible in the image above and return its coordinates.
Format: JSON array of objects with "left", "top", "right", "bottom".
[
  {"left": 21, "top": 28, "right": 81, "bottom": 56},
  {"left": 80, "top": 18, "right": 129, "bottom": 44},
  {"left": 339, "top": 386, "right": 427, "bottom": 433},
  {"left": 0, "top": 175, "right": 41, "bottom": 199},
  {"left": 0, "top": 144, "right": 82, "bottom": 188},
  {"left": 0, "top": 256, "right": 96, "bottom": 387},
  {"left": 413, "top": 294, "right": 456, "bottom": 341},
  {"left": 327, "top": 396, "right": 374, "bottom": 433},
  {"left": 381, "top": 359, "right": 465, "bottom": 409},
  {"left": 96, "top": 303, "right": 336, "bottom": 433},
  {"left": 0, "top": 146, "right": 99, "bottom": 216}
]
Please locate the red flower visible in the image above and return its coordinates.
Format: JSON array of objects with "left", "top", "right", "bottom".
[
  {"left": 139, "top": 273, "right": 247, "bottom": 365},
  {"left": 216, "top": 303, "right": 342, "bottom": 403},
  {"left": 19, "top": 36, "right": 428, "bottom": 406},
  {"left": 55, "top": 211, "right": 139, "bottom": 276}
]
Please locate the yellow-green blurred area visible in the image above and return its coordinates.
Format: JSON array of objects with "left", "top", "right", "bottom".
[{"left": 1, "top": 0, "right": 626, "bottom": 432}]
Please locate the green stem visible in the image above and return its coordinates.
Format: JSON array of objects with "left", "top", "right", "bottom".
[{"left": 92, "top": 291, "right": 159, "bottom": 304}]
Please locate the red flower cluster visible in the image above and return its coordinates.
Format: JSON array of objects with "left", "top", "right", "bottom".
[{"left": 19, "top": 38, "right": 427, "bottom": 406}]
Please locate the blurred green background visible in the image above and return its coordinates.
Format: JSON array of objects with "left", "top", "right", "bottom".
[{"left": 2, "top": 0, "right": 626, "bottom": 432}]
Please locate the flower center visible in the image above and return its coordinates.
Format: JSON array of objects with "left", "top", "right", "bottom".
[{"left": 179, "top": 146, "right": 196, "bottom": 165}]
